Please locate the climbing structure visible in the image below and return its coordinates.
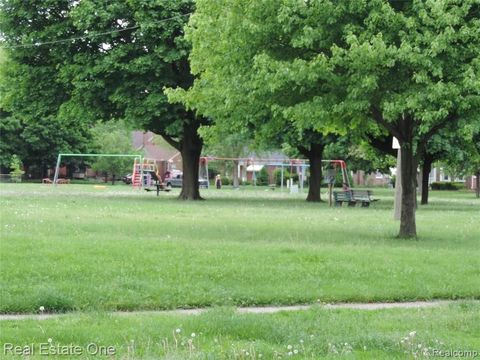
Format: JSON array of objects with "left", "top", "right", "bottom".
[{"left": 132, "top": 158, "right": 157, "bottom": 188}]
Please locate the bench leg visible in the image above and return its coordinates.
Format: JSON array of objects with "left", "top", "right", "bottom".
[
  {"left": 362, "top": 202, "right": 370, "bottom": 207},
  {"left": 335, "top": 201, "right": 342, "bottom": 207},
  {"left": 348, "top": 201, "right": 356, "bottom": 207}
]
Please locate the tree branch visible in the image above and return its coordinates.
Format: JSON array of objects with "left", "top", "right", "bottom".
[
  {"left": 370, "top": 106, "right": 403, "bottom": 141},
  {"left": 296, "top": 145, "right": 311, "bottom": 157},
  {"left": 161, "top": 134, "right": 181, "bottom": 151}
]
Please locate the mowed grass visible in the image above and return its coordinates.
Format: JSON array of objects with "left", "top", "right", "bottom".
[
  {"left": 0, "top": 183, "right": 479, "bottom": 313},
  {"left": 1, "top": 303, "right": 479, "bottom": 359}
]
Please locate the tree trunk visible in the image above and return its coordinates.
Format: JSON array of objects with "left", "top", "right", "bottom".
[
  {"left": 420, "top": 155, "right": 433, "bottom": 205},
  {"left": 306, "top": 143, "right": 324, "bottom": 202},
  {"left": 178, "top": 124, "right": 203, "bottom": 200},
  {"left": 476, "top": 170, "right": 480, "bottom": 198},
  {"left": 399, "top": 142, "right": 417, "bottom": 238},
  {"left": 232, "top": 160, "right": 239, "bottom": 188},
  {"left": 104, "top": 172, "right": 108, "bottom": 183},
  {"left": 112, "top": 174, "right": 115, "bottom": 185}
]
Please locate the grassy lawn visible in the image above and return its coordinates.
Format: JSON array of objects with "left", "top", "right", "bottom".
[
  {"left": 1, "top": 303, "right": 479, "bottom": 359},
  {"left": 0, "top": 183, "right": 478, "bottom": 313}
]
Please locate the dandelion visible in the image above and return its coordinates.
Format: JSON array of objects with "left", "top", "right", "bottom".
[
  {"left": 47, "top": 338, "right": 52, "bottom": 343},
  {"left": 288, "top": 351, "right": 293, "bottom": 356},
  {"left": 293, "top": 349, "right": 298, "bottom": 354},
  {"left": 39, "top": 306, "right": 45, "bottom": 312},
  {"left": 287, "top": 345, "right": 293, "bottom": 350},
  {"left": 259, "top": 354, "right": 263, "bottom": 358},
  {"left": 175, "top": 328, "right": 181, "bottom": 334},
  {"left": 246, "top": 352, "right": 249, "bottom": 356},
  {"left": 191, "top": 333, "right": 196, "bottom": 338},
  {"left": 363, "top": 346, "right": 367, "bottom": 351},
  {"left": 299, "top": 339, "right": 304, "bottom": 344},
  {"left": 409, "top": 331, "right": 416, "bottom": 337}
]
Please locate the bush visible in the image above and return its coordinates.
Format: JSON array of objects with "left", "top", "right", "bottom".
[
  {"left": 431, "top": 182, "right": 464, "bottom": 191},
  {"left": 221, "top": 177, "right": 231, "bottom": 186},
  {"left": 10, "top": 155, "right": 25, "bottom": 183},
  {"left": 274, "top": 168, "right": 289, "bottom": 186},
  {"left": 256, "top": 167, "right": 270, "bottom": 186}
]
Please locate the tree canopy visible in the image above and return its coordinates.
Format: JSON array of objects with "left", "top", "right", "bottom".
[
  {"left": 1, "top": 0, "right": 207, "bottom": 199},
  {"left": 171, "top": 0, "right": 480, "bottom": 237}
]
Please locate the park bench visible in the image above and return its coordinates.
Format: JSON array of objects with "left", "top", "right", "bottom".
[
  {"left": 333, "top": 190, "right": 378, "bottom": 207},
  {"left": 333, "top": 190, "right": 356, "bottom": 207},
  {"left": 351, "top": 190, "right": 378, "bottom": 207}
]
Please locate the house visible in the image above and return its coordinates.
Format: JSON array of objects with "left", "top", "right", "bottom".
[{"left": 132, "top": 131, "right": 182, "bottom": 178}]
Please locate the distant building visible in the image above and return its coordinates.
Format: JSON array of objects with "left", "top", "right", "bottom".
[{"left": 132, "top": 131, "right": 182, "bottom": 178}]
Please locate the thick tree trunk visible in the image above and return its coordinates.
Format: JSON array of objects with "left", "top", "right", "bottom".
[
  {"left": 476, "top": 171, "right": 480, "bottom": 198},
  {"left": 232, "top": 160, "right": 239, "bottom": 188},
  {"left": 178, "top": 124, "right": 203, "bottom": 200},
  {"left": 399, "top": 142, "right": 417, "bottom": 238},
  {"left": 306, "top": 144, "right": 324, "bottom": 202},
  {"left": 420, "top": 155, "right": 433, "bottom": 205}
]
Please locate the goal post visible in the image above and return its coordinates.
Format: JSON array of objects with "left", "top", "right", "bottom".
[{"left": 53, "top": 153, "right": 143, "bottom": 186}]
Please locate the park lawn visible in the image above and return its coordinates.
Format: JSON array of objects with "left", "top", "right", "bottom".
[
  {"left": 1, "top": 303, "right": 479, "bottom": 359},
  {"left": 0, "top": 183, "right": 479, "bottom": 313}
]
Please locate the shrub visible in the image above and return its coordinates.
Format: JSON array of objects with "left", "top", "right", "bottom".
[
  {"left": 221, "top": 177, "right": 231, "bottom": 186},
  {"left": 256, "top": 167, "right": 270, "bottom": 186},
  {"left": 431, "top": 182, "right": 464, "bottom": 191},
  {"left": 274, "top": 168, "right": 291, "bottom": 186},
  {"left": 10, "top": 155, "right": 25, "bottom": 183}
]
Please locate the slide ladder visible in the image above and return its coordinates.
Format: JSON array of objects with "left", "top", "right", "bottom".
[{"left": 132, "top": 158, "right": 158, "bottom": 188}]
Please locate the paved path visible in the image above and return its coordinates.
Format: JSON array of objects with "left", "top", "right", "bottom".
[{"left": 1, "top": 300, "right": 470, "bottom": 321}]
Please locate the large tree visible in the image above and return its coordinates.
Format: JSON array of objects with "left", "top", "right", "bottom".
[
  {"left": 167, "top": 1, "right": 347, "bottom": 202},
  {"left": 1, "top": 0, "right": 207, "bottom": 199},
  {"left": 332, "top": 0, "right": 479, "bottom": 236},
  {"left": 0, "top": 12, "right": 91, "bottom": 176},
  {"left": 66, "top": 0, "right": 208, "bottom": 200},
  {"left": 171, "top": 0, "right": 479, "bottom": 237}
]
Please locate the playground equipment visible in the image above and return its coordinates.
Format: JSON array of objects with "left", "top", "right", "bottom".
[
  {"left": 199, "top": 156, "right": 351, "bottom": 191},
  {"left": 132, "top": 158, "right": 171, "bottom": 195},
  {"left": 53, "top": 153, "right": 142, "bottom": 185}
]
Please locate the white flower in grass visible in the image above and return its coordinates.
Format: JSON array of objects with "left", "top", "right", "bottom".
[
  {"left": 245, "top": 352, "right": 249, "bottom": 356},
  {"left": 299, "top": 339, "right": 304, "bottom": 344},
  {"left": 39, "top": 306, "right": 45, "bottom": 312},
  {"left": 288, "top": 351, "right": 293, "bottom": 356},
  {"left": 363, "top": 346, "right": 367, "bottom": 351},
  {"left": 287, "top": 345, "right": 293, "bottom": 350},
  {"left": 175, "top": 328, "right": 181, "bottom": 334},
  {"left": 293, "top": 349, "right": 298, "bottom": 354},
  {"left": 191, "top": 333, "right": 196, "bottom": 338},
  {"left": 47, "top": 338, "right": 52, "bottom": 343},
  {"left": 259, "top": 354, "right": 263, "bottom": 358},
  {"left": 409, "top": 331, "right": 416, "bottom": 337}
]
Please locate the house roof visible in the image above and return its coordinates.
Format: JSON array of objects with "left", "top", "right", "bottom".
[{"left": 132, "top": 131, "right": 180, "bottom": 161}]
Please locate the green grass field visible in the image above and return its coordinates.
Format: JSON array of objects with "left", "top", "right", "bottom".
[
  {"left": 1, "top": 303, "right": 479, "bottom": 359},
  {"left": 0, "top": 183, "right": 479, "bottom": 358}
]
